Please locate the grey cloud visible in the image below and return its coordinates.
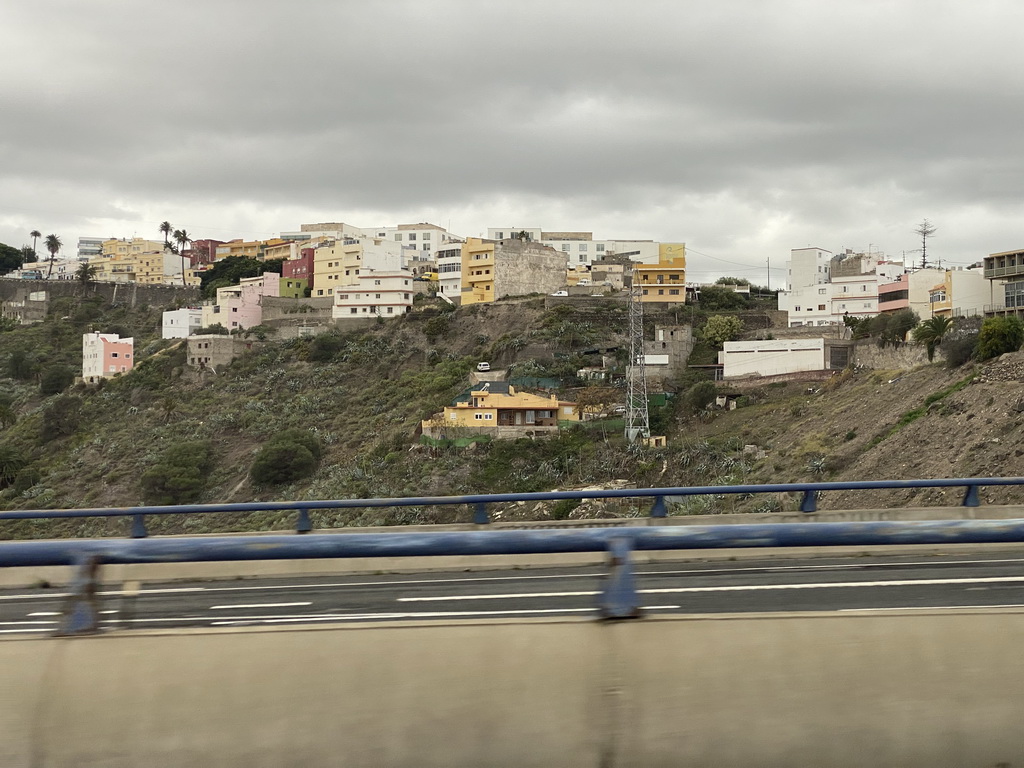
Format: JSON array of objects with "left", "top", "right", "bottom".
[{"left": 3, "top": 1, "right": 1024, "bottom": 272}]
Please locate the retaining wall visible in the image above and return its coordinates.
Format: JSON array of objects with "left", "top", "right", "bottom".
[{"left": 3, "top": 610, "right": 1024, "bottom": 766}]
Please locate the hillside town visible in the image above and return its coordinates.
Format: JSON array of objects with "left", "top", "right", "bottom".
[{"left": 3, "top": 219, "right": 1022, "bottom": 390}]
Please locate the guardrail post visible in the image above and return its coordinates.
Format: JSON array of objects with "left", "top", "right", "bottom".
[
  {"left": 473, "top": 502, "right": 490, "bottom": 525},
  {"left": 800, "top": 490, "right": 818, "bottom": 513},
  {"left": 962, "top": 485, "right": 981, "bottom": 507},
  {"left": 56, "top": 554, "right": 102, "bottom": 636},
  {"left": 295, "top": 509, "right": 313, "bottom": 534},
  {"left": 130, "top": 514, "right": 148, "bottom": 539},
  {"left": 599, "top": 537, "right": 641, "bottom": 620},
  {"left": 649, "top": 495, "right": 667, "bottom": 518}
]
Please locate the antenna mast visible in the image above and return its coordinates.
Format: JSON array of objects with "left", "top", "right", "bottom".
[{"left": 625, "top": 268, "right": 650, "bottom": 443}]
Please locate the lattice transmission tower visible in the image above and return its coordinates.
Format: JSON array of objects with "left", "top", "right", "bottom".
[{"left": 624, "top": 272, "right": 650, "bottom": 443}]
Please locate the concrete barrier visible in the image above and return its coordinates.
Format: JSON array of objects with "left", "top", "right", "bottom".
[{"left": 3, "top": 610, "right": 1024, "bottom": 767}]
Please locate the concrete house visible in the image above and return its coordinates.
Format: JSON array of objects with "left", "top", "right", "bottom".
[
  {"left": 82, "top": 332, "right": 134, "bottom": 384},
  {"left": 421, "top": 382, "right": 579, "bottom": 439}
]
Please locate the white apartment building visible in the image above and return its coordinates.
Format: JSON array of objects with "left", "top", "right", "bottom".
[
  {"left": 486, "top": 228, "right": 665, "bottom": 268},
  {"left": 312, "top": 237, "right": 403, "bottom": 298},
  {"left": 77, "top": 237, "right": 105, "bottom": 259},
  {"left": 786, "top": 247, "right": 832, "bottom": 291},
  {"left": 161, "top": 307, "right": 204, "bottom": 339},
  {"left": 332, "top": 270, "right": 414, "bottom": 319},
  {"left": 436, "top": 243, "right": 463, "bottom": 301}
]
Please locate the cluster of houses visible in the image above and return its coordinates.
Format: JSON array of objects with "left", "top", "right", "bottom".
[{"left": 777, "top": 246, "right": 1021, "bottom": 327}]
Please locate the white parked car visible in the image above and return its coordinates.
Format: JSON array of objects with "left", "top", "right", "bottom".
[
  {"left": 476, "top": 362, "right": 491, "bottom": 372},
  {"left": 550, "top": 290, "right": 568, "bottom": 297}
]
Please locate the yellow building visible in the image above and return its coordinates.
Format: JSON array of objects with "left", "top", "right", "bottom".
[
  {"left": 421, "top": 382, "right": 579, "bottom": 438},
  {"left": 212, "top": 238, "right": 290, "bottom": 261},
  {"left": 461, "top": 238, "right": 496, "bottom": 305},
  {"left": 90, "top": 249, "right": 178, "bottom": 284},
  {"left": 101, "top": 237, "right": 165, "bottom": 258},
  {"left": 634, "top": 243, "right": 686, "bottom": 304},
  {"left": 310, "top": 237, "right": 404, "bottom": 297},
  {"left": 460, "top": 237, "right": 566, "bottom": 306}
]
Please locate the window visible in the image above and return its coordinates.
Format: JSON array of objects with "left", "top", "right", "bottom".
[
  {"left": 818, "top": 304, "right": 826, "bottom": 310},
  {"left": 495, "top": 232, "right": 504, "bottom": 240},
  {"left": 658, "top": 289, "right": 664, "bottom": 295},
  {"left": 395, "top": 234, "right": 402, "bottom": 241},
  {"left": 375, "top": 293, "right": 381, "bottom": 299},
  {"left": 562, "top": 244, "right": 570, "bottom": 252},
  {"left": 474, "top": 413, "right": 484, "bottom": 421},
  {"left": 642, "top": 289, "right": 649, "bottom": 295},
  {"left": 669, "top": 289, "right": 680, "bottom": 295},
  {"left": 818, "top": 288, "right": 826, "bottom": 294},
  {"left": 110, "top": 352, "right": 118, "bottom": 358},
  {"left": 422, "top": 243, "right": 430, "bottom": 250},
  {"left": 339, "top": 294, "right": 349, "bottom": 299},
  {"left": 579, "top": 244, "right": 587, "bottom": 252},
  {"left": 409, "top": 233, "right": 416, "bottom": 241},
  {"left": 374, "top": 279, "right": 381, "bottom": 285},
  {"left": 350, "top": 308, "right": 357, "bottom": 314},
  {"left": 423, "top": 232, "right": 431, "bottom": 240},
  {"left": 387, "top": 307, "right": 394, "bottom": 313},
  {"left": 596, "top": 244, "right": 605, "bottom": 252},
  {"left": 449, "top": 413, "right": 457, "bottom": 421},
  {"left": 794, "top": 305, "right": 801, "bottom": 311}
]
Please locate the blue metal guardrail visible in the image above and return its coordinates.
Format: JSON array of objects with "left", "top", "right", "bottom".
[
  {"left": 2, "top": 476, "right": 1022, "bottom": 538},
  {"left": 3, "top": 477, "right": 1024, "bottom": 635}
]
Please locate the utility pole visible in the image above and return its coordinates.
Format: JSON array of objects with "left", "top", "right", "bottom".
[{"left": 625, "top": 270, "right": 650, "bottom": 443}]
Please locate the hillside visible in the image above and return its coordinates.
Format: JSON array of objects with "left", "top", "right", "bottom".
[{"left": 2, "top": 290, "right": 1023, "bottom": 539}]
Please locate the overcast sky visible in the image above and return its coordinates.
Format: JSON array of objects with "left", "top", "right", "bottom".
[{"left": 3, "top": 0, "right": 1023, "bottom": 284}]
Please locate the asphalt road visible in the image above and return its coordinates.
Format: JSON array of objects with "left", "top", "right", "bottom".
[{"left": 4, "top": 551, "right": 1024, "bottom": 634}]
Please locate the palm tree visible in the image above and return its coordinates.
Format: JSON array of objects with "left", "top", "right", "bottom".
[
  {"left": 30, "top": 230, "right": 41, "bottom": 259},
  {"left": 44, "top": 234, "right": 62, "bottom": 279},
  {"left": 160, "top": 221, "right": 173, "bottom": 248},
  {"left": 75, "top": 261, "right": 99, "bottom": 286},
  {"left": 912, "top": 315, "right": 954, "bottom": 362},
  {"left": 173, "top": 229, "right": 192, "bottom": 287}
]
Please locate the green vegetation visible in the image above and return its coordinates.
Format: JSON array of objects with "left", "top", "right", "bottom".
[
  {"left": 250, "top": 429, "right": 323, "bottom": 486},
  {"left": 141, "top": 441, "right": 215, "bottom": 505},
  {"left": 0, "top": 242, "right": 25, "bottom": 275},
  {"left": 700, "top": 315, "right": 743, "bottom": 346},
  {"left": 912, "top": 316, "right": 954, "bottom": 362},
  {"left": 976, "top": 316, "right": 1024, "bottom": 361}
]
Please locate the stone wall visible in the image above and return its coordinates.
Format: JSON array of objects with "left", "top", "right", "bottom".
[
  {"left": 854, "top": 338, "right": 930, "bottom": 369},
  {"left": 493, "top": 241, "right": 565, "bottom": 298},
  {"left": 0, "top": 277, "right": 199, "bottom": 309}
]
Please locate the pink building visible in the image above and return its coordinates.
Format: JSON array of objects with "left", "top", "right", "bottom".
[
  {"left": 82, "top": 332, "right": 134, "bottom": 384},
  {"left": 201, "top": 272, "right": 281, "bottom": 331}
]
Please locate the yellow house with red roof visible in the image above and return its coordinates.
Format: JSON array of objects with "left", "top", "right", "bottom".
[{"left": 421, "top": 381, "right": 578, "bottom": 439}]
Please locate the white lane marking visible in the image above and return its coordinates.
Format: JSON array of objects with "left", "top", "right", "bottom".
[
  {"left": 209, "top": 605, "right": 683, "bottom": 625},
  {"left": 400, "top": 591, "right": 599, "bottom": 602},
  {"left": 27, "top": 611, "right": 61, "bottom": 617},
  {"left": 0, "top": 593, "right": 71, "bottom": 601},
  {"left": 208, "top": 602, "right": 312, "bottom": 610},
  {"left": 399, "top": 576, "right": 1024, "bottom": 602},
  {"left": 1, "top": 555, "right": 1023, "bottom": 602},
  {"left": 2, "top": 556, "right": 1023, "bottom": 603},
  {"left": 0, "top": 620, "right": 58, "bottom": 626},
  {"left": 0, "top": 628, "right": 51, "bottom": 634}
]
